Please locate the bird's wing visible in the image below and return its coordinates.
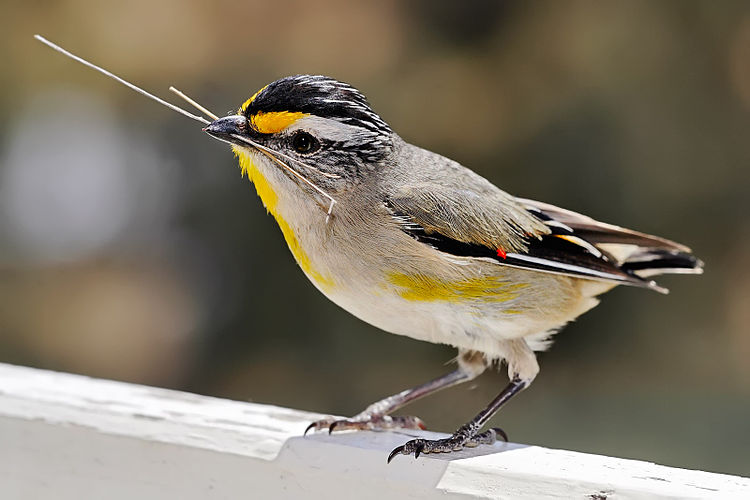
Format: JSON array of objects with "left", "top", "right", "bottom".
[
  {"left": 386, "top": 187, "right": 671, "bottom": 292},
  {"left": 517, "top": 198, "right": 690, "bottom": 252},
  {"left": 385, "top": 183, "right": 550, "bottom": 255}
]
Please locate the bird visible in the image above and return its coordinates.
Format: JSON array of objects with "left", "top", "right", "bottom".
[{"left": 203, "top": 74, "right": 703, "bottom": 463}]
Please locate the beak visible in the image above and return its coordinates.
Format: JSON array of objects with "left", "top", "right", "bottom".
[{"left": 203, "top": 115, "right": 248, "bottom": 143}]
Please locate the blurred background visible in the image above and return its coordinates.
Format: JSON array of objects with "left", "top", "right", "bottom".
[{"left": 1, "top": 0, "right": 748, "bottom": 476}]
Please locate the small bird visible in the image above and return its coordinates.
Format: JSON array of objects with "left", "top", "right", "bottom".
[
  {"left": 203, "top": 75, "right": 703, "bottom": 462},
  {"left": 31, "top": 36, "right": 702, "bottom": 462}
]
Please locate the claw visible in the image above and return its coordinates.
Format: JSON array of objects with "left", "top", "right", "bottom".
[
  {"left": 303, "top": 422, "right": 317, "bottom": 436},
  {"left": 414, "top": 442, "right": 424, "bottom": 459},
  {"left": 328, "top": 422, "right": 338, "bottom": 434},
  {"left": 493, "top": 427, "right": 508, "bottom": 442},
  {"left": 387, "top": 445, "right": 405, "bottom": 464}
]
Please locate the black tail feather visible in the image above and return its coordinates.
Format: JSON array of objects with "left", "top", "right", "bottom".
[{"left": 621, "top": 249, "right": 704, "bottom": 276}]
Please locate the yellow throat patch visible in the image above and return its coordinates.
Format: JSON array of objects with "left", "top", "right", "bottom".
[{"left": 232, "top": 146, "right": 334, "bottom": 291}]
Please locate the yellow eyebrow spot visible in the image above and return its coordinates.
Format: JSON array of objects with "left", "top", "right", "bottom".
[
  {"left": 249, "top": 111, "right": 308, "bottom": 134},
  {"left": 239, "top": 84, "right": 269, "bottom": 114},
  {"left": 387, "top": 273, "right": 527, "bottom": 304}
]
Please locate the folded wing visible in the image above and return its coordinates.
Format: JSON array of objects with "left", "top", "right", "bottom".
[{"left": 387, "top": 191, "right": 703, "bottom": 294}]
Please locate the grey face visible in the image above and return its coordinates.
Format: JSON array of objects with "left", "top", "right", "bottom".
[{"left": 264, "top": 115, "right": 393, "bottom": 187}]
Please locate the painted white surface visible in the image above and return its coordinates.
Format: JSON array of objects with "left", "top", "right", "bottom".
[{"left": 0, "top": 362, "right": 747, "bottom": 499}]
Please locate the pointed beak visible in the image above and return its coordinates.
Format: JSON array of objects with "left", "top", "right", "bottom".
[{"left": 203, "top": 115, "right": 248, "bottom": 142}]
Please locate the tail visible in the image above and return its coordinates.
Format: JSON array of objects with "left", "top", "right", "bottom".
[
  {"left": 598, "top": 244, "right": 704, "bottom": 294},
  {"left": 519, "top": 198, "right": 704, "bottom": 294},
  {"left": 564, "top": 228, "right": 704, "bottom": 294},
  {"left": 619, "top": 248, "right": 704, "bottom": 279}
]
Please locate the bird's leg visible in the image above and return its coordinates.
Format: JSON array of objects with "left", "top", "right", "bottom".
[
  {"left": 306, "top": 370, "right": 466, "bottom": 434},
  {"left": 387, "top": 378, "right": 526, "bottom": 462},
  {"left": 388, "top": 340, "right": 538, "bottom": 462},
  {"left": 305, "top": 350, "right": 486, "bottom": 435}
]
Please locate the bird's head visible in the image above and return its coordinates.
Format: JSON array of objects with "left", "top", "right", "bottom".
[{"left": 204, "top": 75, "right": 394, "bottom": 212}]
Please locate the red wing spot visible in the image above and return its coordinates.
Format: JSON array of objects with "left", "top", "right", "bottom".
[{"left": 496, "top": 248, "right": 507, "bottom": 259}]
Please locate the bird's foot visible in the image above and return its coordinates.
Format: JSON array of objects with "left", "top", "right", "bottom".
[
  {"left": 387, "top": 426, "right": 507, "bottom": 463},
  {"left": 304, "top": 414, "right": 426, "bottom": 435}
]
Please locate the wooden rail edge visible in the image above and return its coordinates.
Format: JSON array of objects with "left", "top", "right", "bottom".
[{"left": 0, "top": 363, "right": 747, "bottom": 499}]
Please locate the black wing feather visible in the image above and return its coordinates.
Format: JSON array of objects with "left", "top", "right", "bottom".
[{"left": 392, "top": 206, "right": 659, "bottom": 291}]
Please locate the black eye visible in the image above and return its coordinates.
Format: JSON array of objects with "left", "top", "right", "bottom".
[{"left": 292, "top": 131, "right": 318, "bottom": 154}]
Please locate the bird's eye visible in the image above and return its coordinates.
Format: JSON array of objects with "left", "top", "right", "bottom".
[{"left": 292, "top": 131, "right": 319, "bottom": 154}]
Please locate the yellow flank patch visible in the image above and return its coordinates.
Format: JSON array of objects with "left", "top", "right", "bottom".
[
  {"left": 250, "top": 111, "right": 308, "bottom": 134},
  {"left": 387, "top": 273, "right": 527, "bottom": 304},
  {"left": 232, "top": 146, "right": 334, "bottom": 292},
  {"left": 239, "top": 84, "right": 269, "bottom": 114}
]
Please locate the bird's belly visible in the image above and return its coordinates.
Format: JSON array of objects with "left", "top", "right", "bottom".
[
  {"left": 332, "top": 291, "right": 525, "bottom": 352},
  {"left": 286, "top": 215, "right": 604, "bottom": 357},
  {"left": 314, "top": 268, "right": 595, "bottom": 358}
]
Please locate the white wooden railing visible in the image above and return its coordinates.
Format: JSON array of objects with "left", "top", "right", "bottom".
[{"left": 0, "top": 362, "right": 747, "bottom": 499}]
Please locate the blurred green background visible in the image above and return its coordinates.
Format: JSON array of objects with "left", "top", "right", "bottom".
[{"left": 1, "top": 0, "right": 749, "bottom": 476}]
